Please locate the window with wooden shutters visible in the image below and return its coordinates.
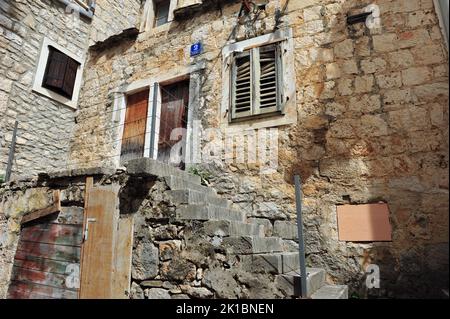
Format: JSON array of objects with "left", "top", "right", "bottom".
[
  {"left": 42, "top": 46, "right": 80, "bottom": 100},
  {"left": 230, "top": 44, "right": 282, "bottom": 121}
]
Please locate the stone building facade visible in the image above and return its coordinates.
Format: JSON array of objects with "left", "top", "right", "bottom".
[
  {"left": 0, "top": 0, "right": 449, "bottom": 299},
  {"left": 0, "top": 0, "right": 141, "bottom": 179}
]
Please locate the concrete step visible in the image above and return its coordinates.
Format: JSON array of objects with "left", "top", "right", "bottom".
[
  {"left": 311, "top": 284, "right": 348, "bottom": 299},
  {"left": 165, "top": 176, "right": 216, "bottom": 196},
  {"left": 167, "top": 189, "right": 230, "bottom": 208},
  {"left": 276, "top": 268, "right": 326, "bottom": 298},
  {"left": 222, "top": 236, "right": 283, "bottom": 254},
  {"left": 176, "top": 204, "right": 246, "bottom": 222},
  {"left": 204, "top": 220, "right": 264, "bottom": 237},
  {"left": 126, "top": 158, "right": 201, "bottom": 184},
  {"left": 240, "top": 252, "right": 299, "bottom": 274}
]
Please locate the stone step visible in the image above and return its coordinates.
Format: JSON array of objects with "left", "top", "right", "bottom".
[
  {"left": 275, "top": 268, "right": 326, "bottom": 298},
  {"left": 167, "top": 189, "right": 230, "bottom": 208},
  {"left": 204, "top": 220, "right": 264, "bottom": 237},
  {"left": 222, "top": 236, "right": 283, "bottom": 254},
  {"left": 164, "top": 176, "right": 216, "bottom": 196},
  {"left": 176, "top": 204, "right": 246, "bottom": 222},
  {"left": 240, "top": 252, "right": 299, "bottom": 274},
  {"left": 126, "top": 158, "right": 201, "bottom": 185},
  {"left": 311, "top": 284, "right": 348, "bottom": 299}
]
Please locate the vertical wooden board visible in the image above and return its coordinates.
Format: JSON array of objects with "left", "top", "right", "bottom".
[
  {"left": 112, "top": 217, "right": 134, "bottom": 299},
  {"left": 121, "top": 90, "right": 149, "bottom": 163},
  {"left": 79, "top": 185, "right": 120, "bottom": 299}
]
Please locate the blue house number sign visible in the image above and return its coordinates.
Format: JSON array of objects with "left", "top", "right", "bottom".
[{"left": 190, "top": 42, "right": 203, "bottom": 57}]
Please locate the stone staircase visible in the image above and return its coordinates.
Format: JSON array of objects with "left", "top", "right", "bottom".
[{"left": 126, "top": 158, "right": 348, "bottom": 299}]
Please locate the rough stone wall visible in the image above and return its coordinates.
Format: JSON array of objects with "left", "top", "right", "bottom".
[
  {"left": 67, "top": 0, "right": 448, "bottom": 298},
  {"left": 0, "top": 170, "right": 290, "bottom": 299},
  {"left": 0, "top": 0, "right": 92, "bottom": 178}
]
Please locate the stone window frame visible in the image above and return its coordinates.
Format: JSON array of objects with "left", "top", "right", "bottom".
[
  {"left": 221, "top": 28, "right": 297, "bottom": 130},
  {"left": 32, "top": 37, "right": 85, "bottom": 110},
  {"left": 111, "top": 61, "right": 205, "bottom": 168},
  {"left": 139, "top": 0, "right": 178, "bottom": 33}
]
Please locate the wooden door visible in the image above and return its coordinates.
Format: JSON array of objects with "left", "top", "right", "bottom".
[
  {"left": 79, "top": 181, "right": 133, "bottom": 299},
  {"left": 79, "top": 183, "right": 119, "bottom": 299},
  {"left": 121, "top": 90, "right": 149, "bottom": 164},
  {"left": 7, "top": 209, "right": 83, "bottom": 299},
  {"left": 158, "top": 80, "right": 190, "bottom": 168}
]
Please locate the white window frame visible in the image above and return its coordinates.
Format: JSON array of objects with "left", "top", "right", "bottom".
[
  {"left": 111, "top": 62, "right": 205, "bottom": 168},
  {"left": 140, "top": 0, "right": 177, "bottom": 33},
  {"left": 221, "top": 28, "right": 297, "bottom": 130},
  {"left": 32, "top": 37, "right": 85, "bottom": 110}
]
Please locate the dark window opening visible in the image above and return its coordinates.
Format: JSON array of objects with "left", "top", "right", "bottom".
[
  {"left": 154, "top": 0, "right": 170, "bottom": 27},
  {"left": 42, "top": 46, "right": 80, "bottom": 100}
]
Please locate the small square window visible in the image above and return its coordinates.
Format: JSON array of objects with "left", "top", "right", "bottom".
[
  {"left": 154, "top": 0, "right": 170, "bottom": 27},
  {"left": 42, "top": 46, "right": 80, "bottom": 100},
  {"left": 230, "top": 44, "right": 282, "bottom": 121}
]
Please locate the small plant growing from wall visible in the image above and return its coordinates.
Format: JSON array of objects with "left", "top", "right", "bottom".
[
  {"left": 0, "top": 173, "right": 4, "bottom": 184},
  {"left": 188, "top": 166, "right": 212, "bottom": 186}
]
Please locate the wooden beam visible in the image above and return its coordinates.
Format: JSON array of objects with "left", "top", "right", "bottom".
[{"left": 21, "top": 190, "right": 61, "bottom": 225}]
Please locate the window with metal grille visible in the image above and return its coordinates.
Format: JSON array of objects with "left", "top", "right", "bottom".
[
  {"left": 42, "top": 46, "right": 80, "bottom": 100},
  {"left": 231, "top": 44, "right": 282, "bottom": 120},
  {"left": 154, "top": 0, "right": 170, "bottom": 27}
]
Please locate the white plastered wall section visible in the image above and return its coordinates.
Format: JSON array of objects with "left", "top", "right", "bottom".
[
  {"left": 221, "top": 28, "right": 297, "bottom": 131},
  {"left": 111, "top": 61, "right": 206, "bottom": 168},
  {"left": 32, "top": 37, "right": 86, "bottom": 110}
]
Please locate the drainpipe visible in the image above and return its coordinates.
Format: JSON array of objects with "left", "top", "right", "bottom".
[{"left": 56, "top": 0, "right": 95, "bottom": 20}]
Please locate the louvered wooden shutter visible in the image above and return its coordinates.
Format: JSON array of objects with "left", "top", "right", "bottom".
[
  {"left": 231, "top": 52, "right": 252, "bottom": 119},
  {"left": 230, "top": 44, "right": 282, "bottom": 121},
  {"left": 257, "top": 45, "right": 279, "bottom": 114},
  {"left": 43, "top": 47, "right": 68, "bottom": 90}
]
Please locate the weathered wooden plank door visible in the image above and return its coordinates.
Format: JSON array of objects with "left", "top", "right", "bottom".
[
  {"left": 79, "top": 184, "right": 120, "bottom": 299},
  {"left": 158, "top": 81, "right": 190, "bottom": 168},
  {"left": 121, "top": 89, "right": 149, "bottom": 163},
  {"left": 7, "top": 210, "right": 83, "bottom": 299}
]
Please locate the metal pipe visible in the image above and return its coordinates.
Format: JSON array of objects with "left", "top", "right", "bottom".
[
  {"left": 294, "top": 175, "right": 308, "bottom": 298},
  {"left": 5, "top": 121, "right": 18, "bottom": 182}
]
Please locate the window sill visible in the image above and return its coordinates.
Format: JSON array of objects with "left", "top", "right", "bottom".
[
  {"left": 138, "top": 22, "right": 173, "bottom": 39},
  {"left": 32, "top": 87, "right": 78, "bottom": 110},
  {"left": 229, "top": 111, "right": 284, "bottom": 124}
]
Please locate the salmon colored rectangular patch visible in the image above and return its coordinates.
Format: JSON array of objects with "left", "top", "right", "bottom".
[{"left": 337, "top": 203, "right": 392, "bottom": 242}]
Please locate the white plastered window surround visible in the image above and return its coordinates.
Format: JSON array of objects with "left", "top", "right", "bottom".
[
  {"left": 139, "top": 0, "right": 177, "bottom": 34},
  {"left": 111, "top": 62, "right": 206, "bottom": 168},
  {"left": 32, "top": 37, "right": 85, "bottom": 110},
  {"left": 221, "top": 28, "right": 297, "bottom": 130}
]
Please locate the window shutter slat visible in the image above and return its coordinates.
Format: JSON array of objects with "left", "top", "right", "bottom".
[{"left": 258, "top": 46, "right": 278, "bottom": 113}]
